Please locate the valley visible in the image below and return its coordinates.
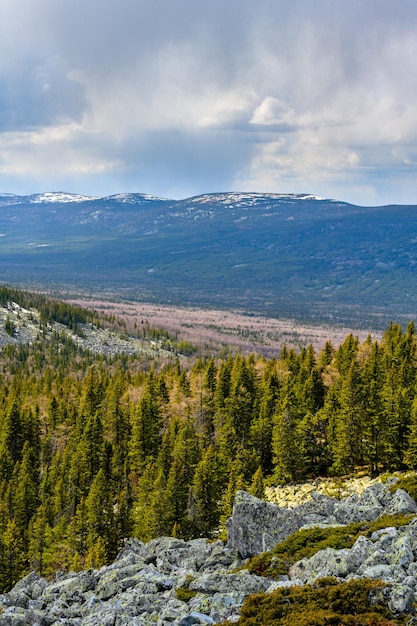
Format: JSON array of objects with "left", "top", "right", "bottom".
[
  {"left": 1, "top": 191, "right": 417, "bottom": 328},
  {"left": 67, "top": 297, "right": 380, "bottom": 356}
]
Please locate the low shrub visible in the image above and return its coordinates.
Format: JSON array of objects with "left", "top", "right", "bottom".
[
  {"left": 175, "top": 586, "right": 198, "bottom": 603},
  {"left": 219, "top": 578, "right": 404, "bottom": 625}
]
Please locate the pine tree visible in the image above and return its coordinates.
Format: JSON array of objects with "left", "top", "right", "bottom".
[
  {"left": 12, "top": 442, "right": 39, "bottom": 541},
  {"left": 85, "top": 469, "right": 115, "bottom": 561},
  {"left": 405, "top": 396, "right": 417, "bottom": 469},
  {"left": 129, "top": 390, "right": 162, "bottom": 472},
  {"left": 360, "top": 341, "right": 385, "bottom": 472},
  {"left": 331, "top": 360, "right": 364, "bottom": 474},
  {"left": 163, "top": 421, "right": 200, "bottom": 537},
  {"left": 249, "top": 467, "right": 265, "bottom": 499},
  {"left": 0, "top": 519, "right": 25, "bottom": 592},
  {"left": 28, "top": 504, "right": 52, "bottom": 576},
  {"left": 298, "top": 410, "right": 331, "bottom": 478},
  {"left": 272, "top": 386, "right": 302, "bottom": 483},
  {"left": 189, "top": 445, "right": 222, "bottom": 537},
  {"left": 219, "top": 462, "right": 246, "bottom": 533},
  {"left": 0, "top": 396, "right": 23, "bottom": 481}
]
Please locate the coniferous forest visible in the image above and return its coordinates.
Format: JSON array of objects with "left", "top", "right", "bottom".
[{"left": 1, "top": 289, "right": 417, "bottom": 594}]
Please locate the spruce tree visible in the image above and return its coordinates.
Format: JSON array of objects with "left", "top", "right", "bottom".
[{"left": 189, "top": 445, "right": 222, "bottom": 537}]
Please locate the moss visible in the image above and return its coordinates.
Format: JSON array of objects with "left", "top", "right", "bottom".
[
  {"left": 389, "top": 472, "right": 417, "bottom": 501},
  {"left": 175, "top": 586, "right": 198, "bottom": 602},
  {"left": 218, "top": 578, "right": 404, "bottom": 625},
  {"left": 246, "top": 513, "right": 415, "bottom": 579}
]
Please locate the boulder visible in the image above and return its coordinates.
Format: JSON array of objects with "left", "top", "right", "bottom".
[
  {"left": 226, "top": 491, "right": 302, "bottom": 558},
  {"left": 382, "top": 488, "right": 417, "bottom": 516}
]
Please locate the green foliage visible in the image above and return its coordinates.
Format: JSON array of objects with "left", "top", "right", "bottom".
[{"left": 222, "top": 578, "right": 403, "bottom": 626}]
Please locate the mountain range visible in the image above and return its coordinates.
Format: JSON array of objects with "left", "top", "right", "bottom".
[{"left": 1, "top": 191, "right": 417, "bottom": 327}]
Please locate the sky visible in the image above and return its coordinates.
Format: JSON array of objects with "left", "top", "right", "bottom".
[{"left": 1, "top": 0, "right": 417, "bottom": 206}]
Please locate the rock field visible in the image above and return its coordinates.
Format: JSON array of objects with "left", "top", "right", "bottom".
[{"left": 2, "top": 478, "right": 417, "bottom": 624}]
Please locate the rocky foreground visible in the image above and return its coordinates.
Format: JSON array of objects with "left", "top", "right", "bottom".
[{"left": 2, "top": 480, "right": 417, "bottom": 625}]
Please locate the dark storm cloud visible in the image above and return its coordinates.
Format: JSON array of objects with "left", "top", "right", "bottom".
[
  {"left": 0, "top": 58, "right": 86, "bottom": 132},
  {"left": 1, "top": 0, "right": 417, "bottom": 204}
]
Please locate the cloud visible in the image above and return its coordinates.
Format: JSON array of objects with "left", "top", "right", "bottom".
[{"left": 1, "top": 0, "right": 417, "bottom": 204}]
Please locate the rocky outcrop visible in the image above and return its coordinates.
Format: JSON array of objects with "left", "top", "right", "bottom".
[
  {"left": 226, "top": 490, "right": 302, "bottom": 558},
  {"left": 288, "top": 519, "right": 417, "bottom": 614},
  {"left": 226, "top": 483, "right": 417, "bottom": 557},
  {"left": 1, "top": 482, "right": 417, "bottom": 624}
]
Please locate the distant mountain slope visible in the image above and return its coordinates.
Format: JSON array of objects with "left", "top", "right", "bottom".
[{"left": 1, "top": 191, "right": 417, "bottom": 326}]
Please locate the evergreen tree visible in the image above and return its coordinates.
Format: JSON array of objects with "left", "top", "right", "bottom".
[
  {"left": 331, "top": 360, "right": 364, "bottom": 474},
  {"left": 0, "top": 396, "right": 23, "bottom": 481},
  {"left": 12, "top": 442, "right": 39, "bottom": 541},
  {"left": 249, "top": 467, "right": 265, "bottom": 499},
  {"left": 129, "top": 389, "right": 162, "bottom": 472},
  {"left": 163, "top": 421, "right": 200, "bottom": 537},
  {"left": 85, "top": 469, "right": 116, "bottom": 561},
  {"left": 0, "top": 519, "right": 25, "bottom": 591},
  {"left": 27, "top": 504, "right": 52, "bottom": 576},
  {"left": 272, "top": 384, "right": 302, "bottom": 483},
  {"left": 298, "top": 410, "right": 331, "bottom": 478},
  {"left": 360, "top": 341, "right": 385, "bottom": 472},
  {"left": 405, "top": 395, "right": 417, "bottom": 469},
  {"left": 189, "top": 445, "right": 222, "bottom": 537}
]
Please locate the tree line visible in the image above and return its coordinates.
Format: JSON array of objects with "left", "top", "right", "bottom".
[{"left": 1, "top": 307, "right": 417, "bottom": 592}]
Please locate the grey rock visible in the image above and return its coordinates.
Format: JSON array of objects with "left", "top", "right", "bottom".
[
  {"left": 359, "top": 549, "right": 388, "bottom": 568},
  {"left": 333, "top": 502, "right": 382, "bottom": 524},
  {"left": 389, "top": 583, "right": 415, "bottom": 614},
  {"left": 189, "top": 571, "right": 269, "bottom": 595},
  {"left": 353, "top": 564, "right": 396, "bottom": 582},
  {"left": 371, "top": 526, "right": 398, "bottom": 541},
  {"left": 226, "top": 490, "right": 301, "bottom": 558},
  {"left": 10, "top": 572, "right": 47, "bottom": 601},
  {"left": 188, "top": 592, "right": 245, "bottom": 622},
  {"left": 390, "top": 534, "right": 414, "bottom": 568},
  {"left": 346, "top": 535, "right": 374, "bottom": 569},
  {"left": 358, "top": 482, "right": 391, "bottom": 508},
  {"left": 289, "top": 548, "right": 351, "bottom": 583},
  {"left": 382, "top": 488, "right": 417, "bottom": 516},
  {"left": 0, "top": 606, "right": 47, "bottom": 625}
]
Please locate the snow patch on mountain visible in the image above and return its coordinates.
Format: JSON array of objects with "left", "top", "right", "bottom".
[
  {"left": 29, "top": 192, "right": 97, "bottom": 203},
  {"left": 188, "top": 192, "right": 328, "bottom": 207},
  {"left": 104, "top": 193, "right": 169, "bottom": 203}
]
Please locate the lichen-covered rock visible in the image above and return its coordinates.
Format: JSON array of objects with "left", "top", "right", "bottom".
[
  {"left": 347, "top": 535, "right": 374, "bottom": 569},
  {"left": 226, "top": 490, "right": 302, "bottom": 557},
  {"left": 0, "top": 606, "right": 47, "bottom": 625},
  {"left": 189, "top": 571, "right": 270, "bottom": 595},
  {"left": 382, "top": 488, "right": 417, "bottom": 516},
  {"left": 289, "top": 548, "right": 351, "bottom": 583}
]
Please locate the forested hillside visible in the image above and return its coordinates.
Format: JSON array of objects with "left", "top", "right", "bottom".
[{"left": 1, "top": 290, "right": 417, "bottom": 594}]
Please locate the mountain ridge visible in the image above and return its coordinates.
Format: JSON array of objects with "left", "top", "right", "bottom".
[{"left": 1, "top": 190, "right": 416, "bottom": 327}]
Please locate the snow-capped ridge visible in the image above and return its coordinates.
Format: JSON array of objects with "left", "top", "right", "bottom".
[
  {"left": 187, "top": 192, "right": 329, "bottom": 206},
  {"left": 28, "top": 192, "right": 97, "bottom": 204},
  {"left": 103, "top": 192, "right": 170, "bottom": 204}
]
